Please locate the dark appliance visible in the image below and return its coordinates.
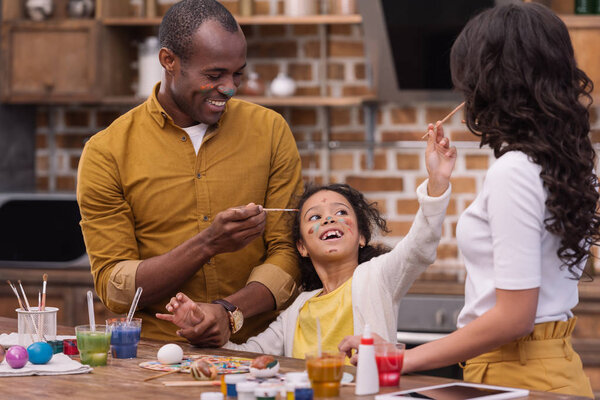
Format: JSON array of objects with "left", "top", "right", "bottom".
[
  {"left": 0, "top": 193, "right": 88, "bottom": 269},
  {"left": 397, "top": 294, "right": 465, "bottom": 379}
]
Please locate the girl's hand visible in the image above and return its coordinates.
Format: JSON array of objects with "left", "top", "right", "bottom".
[
  {"left": 156, "top": 292, "right": 205, "bottom": 330},
  {"left": 338, "top": 332, "right": 387, "bottom": 365},
  {"left": 425, "top": 122, "right": 457, "bottom": 197}
]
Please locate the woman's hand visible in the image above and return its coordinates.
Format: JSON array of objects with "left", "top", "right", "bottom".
[{"left": 425, "top": 122, "right": 457, "bottom": 197}]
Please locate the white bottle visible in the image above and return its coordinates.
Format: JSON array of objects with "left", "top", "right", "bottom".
[{"left": 355, "top": 324, "right": 379, "bottom": 395}]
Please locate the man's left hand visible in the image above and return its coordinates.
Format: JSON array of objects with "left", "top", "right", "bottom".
[{"left": 177, "top": 303, "right": 231, "bottom": 347}]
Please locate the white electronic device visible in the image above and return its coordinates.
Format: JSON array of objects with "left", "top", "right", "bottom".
[{"left": 375, "top": 382, "right": 529, "bottom": 400}]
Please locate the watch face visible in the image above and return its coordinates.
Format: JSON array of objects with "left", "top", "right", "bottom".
[{"left": 231, "top": 310, "right": 244, "bottom": 333}]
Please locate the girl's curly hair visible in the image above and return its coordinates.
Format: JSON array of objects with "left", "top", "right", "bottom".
[
  {"left": 450, "top": 2, "right": 600, "bottom": 277},
  {"left": 291, "top": 183, "right": 390, "bottom": 290}
]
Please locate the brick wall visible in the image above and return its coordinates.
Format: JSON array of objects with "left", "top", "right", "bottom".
[{"left": 34, "top": 0, "right": 600, "bottom": 278}]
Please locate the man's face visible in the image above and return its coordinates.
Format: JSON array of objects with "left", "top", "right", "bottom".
[{"left": 169, "top": 20, "right": 246, "bottom": 126}]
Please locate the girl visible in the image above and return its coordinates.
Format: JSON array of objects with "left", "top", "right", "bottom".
[
  {"left": 157, "top": 126, "right": 456, "bottom": 357},
  {"left": 342, "top": 3, "right": 597, "bottom": 397}
]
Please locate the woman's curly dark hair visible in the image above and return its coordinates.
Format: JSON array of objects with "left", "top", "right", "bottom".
[
  {"left": 450, "top": 2, "right": 600, "bottom": 277},
  {"left": 291, "top": 183, "right": 390, "bottom": 290}
]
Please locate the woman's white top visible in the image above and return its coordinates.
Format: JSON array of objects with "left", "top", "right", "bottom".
[{"left": 456, "top": 151, "right": 583, "bottom": 328}]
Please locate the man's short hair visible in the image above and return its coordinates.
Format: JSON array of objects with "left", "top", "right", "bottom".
[{"left": 159, "top": 0, "right": 239, "bottom": 62}]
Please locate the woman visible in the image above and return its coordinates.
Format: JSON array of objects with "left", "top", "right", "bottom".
[{"left": 341, "top": 3, "right": 598, "bottom": 397}]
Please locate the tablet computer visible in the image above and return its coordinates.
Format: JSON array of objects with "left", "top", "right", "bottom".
[{"left": 375, "top": 382, "right": 529, "bottom": 400}]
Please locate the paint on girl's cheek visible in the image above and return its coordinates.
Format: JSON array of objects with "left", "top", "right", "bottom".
[
  {"left": 218, "top": 86, "right": 236, "bottom": 98},
  {"left": 308, "top": 222, "right": 321, "bottom": 235},
  {"left": 339, "top": 217, "right": 353, "bottom": 235}
]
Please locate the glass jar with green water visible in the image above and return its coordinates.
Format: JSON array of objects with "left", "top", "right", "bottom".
[{"left": 75, "top": 324, "right": 111, "bottom": 366}]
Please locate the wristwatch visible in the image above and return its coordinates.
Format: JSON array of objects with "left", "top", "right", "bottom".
[{"left": 212, "top": 299, "right": 244, "bottom": 334}]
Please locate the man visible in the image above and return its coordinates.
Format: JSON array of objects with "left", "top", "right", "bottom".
[{"left": 76, "top": 0, "right": 303, "bottom": 346}]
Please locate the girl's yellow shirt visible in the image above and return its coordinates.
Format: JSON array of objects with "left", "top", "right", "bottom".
[{"left": 292, "top": 277, "right": 353, "bottom": 363}]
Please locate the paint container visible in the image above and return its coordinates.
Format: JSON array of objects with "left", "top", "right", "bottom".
[
  {"left": 294, "top": 382, "right": 314, "bottom": 400},
  {"left": 254, "top": 387, "right": 278, "bottom": 400},
  {"left": 221, "top": 374, "right": 227, "bottom": 397},
  {"left": 201, "top": 393, "right": 224, "bottom": 400},
  {"left": 236, "top": 381, "right": 259, "bottom": 400},
  {"left": 63, "top": 339, "right": 79, "bottom": 355},
  {"left": 285, "top": 371, "right": 309, "bottom": 400},
  {"left": 225, "top": 373, "right": 248, "bottom": 398},
  {"left": 47, "top": 340, "right": 63, "bottom": 354}
]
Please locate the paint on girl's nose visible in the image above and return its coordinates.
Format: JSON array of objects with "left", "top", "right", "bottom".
[
  {"left": 218, "top": 86, "right": 236, "bottom": 98},
  {"left": 326, "top": 216, "right": 332, "bottom": 220}
]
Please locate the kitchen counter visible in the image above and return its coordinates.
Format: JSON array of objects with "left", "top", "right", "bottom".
[{"left": 0, "top": 317, "right": 587, "bottom": 399}]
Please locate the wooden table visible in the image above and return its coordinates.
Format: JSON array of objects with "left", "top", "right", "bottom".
[{"left": 0, "top": 317, "right": 584, "bottom": 399}]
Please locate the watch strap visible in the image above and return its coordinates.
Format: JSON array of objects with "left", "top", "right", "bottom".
[{"left": 212, "top": 299, "right": 237, "bottom": 313}]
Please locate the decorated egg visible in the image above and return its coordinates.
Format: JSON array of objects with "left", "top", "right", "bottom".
[
  {"left": 157, "top": 343, "right": 183, "bottom": 365},
  {"left": 0, "top": 345, "right": 5, "bottom": 363},
  {"left": 191, "top": 359, "right": 218, "bottom": 381},
  {"left": 249, "top": 355, "right": 279, "bottom": 378},
  {"left": 27, "top": 342, "right": 53, "bottom": 364},
  {"left": 6, "top": 345, "right": 28, "bottom": 369}
]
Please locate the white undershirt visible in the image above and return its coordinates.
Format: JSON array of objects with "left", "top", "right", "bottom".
[
  {"left": 182, "top": 123, "right": 208, "bottom": 154},
  {"left": 455, "top": 151, "right": 582, "bottom": 328}
]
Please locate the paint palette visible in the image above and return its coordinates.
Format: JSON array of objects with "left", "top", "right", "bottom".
[{"left": 139, "top": 354, "right": 252, "bottom": 374}]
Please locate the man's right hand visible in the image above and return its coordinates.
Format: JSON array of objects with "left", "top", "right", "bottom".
[{"left": 203, "top": 203, "right": 266, "bottom": 257}]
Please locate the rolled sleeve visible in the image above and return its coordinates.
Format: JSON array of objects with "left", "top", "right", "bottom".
[
  {"left": 247, "top": 263, "right": 299, "bottom": 309},
  {"left": 105, "top": 260, "right": 142, "bottom": 313}
]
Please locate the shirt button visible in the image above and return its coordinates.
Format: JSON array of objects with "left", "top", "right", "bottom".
[
  {"left": 181, "top": 136, "right": 187, "bottom": 142},
  {"left": 160, "top": 112, "right": 167, "bottom": 118},
  {"left": 203, "top": 216, "right": 208, "bottom": 221},
  {"left": 196, "top": 173, "right": 201, "bottom": 179}
]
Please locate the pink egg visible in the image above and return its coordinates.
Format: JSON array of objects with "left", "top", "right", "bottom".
[{"left": 6, "top": 345, "right": 28, "bottom": 369}]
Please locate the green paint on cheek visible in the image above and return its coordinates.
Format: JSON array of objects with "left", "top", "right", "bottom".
[{"left": 308, "top": 222, "right": 320, "bottom": 235}]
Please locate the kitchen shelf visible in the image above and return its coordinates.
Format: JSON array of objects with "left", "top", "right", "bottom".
[
  {"left": 560, "top": 14, "right": 600, "bottom": 28},
  {"left": 102, "top": 14, "right": 362, "bottom": 26},
  {"left": 101, "top": 94, "right": 375, "bottom": 107}
]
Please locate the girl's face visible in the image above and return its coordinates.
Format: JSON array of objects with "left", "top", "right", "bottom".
[{"left": 296, "top": 190, "right": 365, "bottom": 263}]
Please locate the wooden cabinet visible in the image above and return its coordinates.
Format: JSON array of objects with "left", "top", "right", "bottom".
[
  {"left": 1, "top": 20, "right": 100, "bottom": 103},
  {"left": 529, "top": 1, "right": 600, "bottom": 101}
]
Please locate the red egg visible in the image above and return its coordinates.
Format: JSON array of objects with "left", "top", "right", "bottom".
[
  {"left": 0, "top": 345, "right": 5, "bottom": 363},
  {"left": 6, "top": 345, "right": 28, "bottom": 369}
]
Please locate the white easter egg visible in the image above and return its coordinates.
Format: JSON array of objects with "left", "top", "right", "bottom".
[{"left": 157, "top": 343, "right": 184, "bottom": 365}]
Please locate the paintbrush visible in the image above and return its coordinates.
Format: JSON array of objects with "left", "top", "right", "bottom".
[
  {"left": 263, "top": 208, "right": 299, "bottom": 212},
  {"left": 7, "top": 281, "right": 25, "bottom": 311},
  {"left": 143, "top": 369, "right": 182, "bottom": 382},
  {"left": 421, "top": 101, "right": 466, "bottom": 139},
  {"left": 17, "top": 280, "right": 32, "bottom": 311},
  {"left": 41, "top": 274, "right": 48, "bottom": 311},
  {"left": 162, "top": 380, "right": 222, "bottom": 387},
  {"left": 8, "top": 280, "right": 38, "bottom": 342}
]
